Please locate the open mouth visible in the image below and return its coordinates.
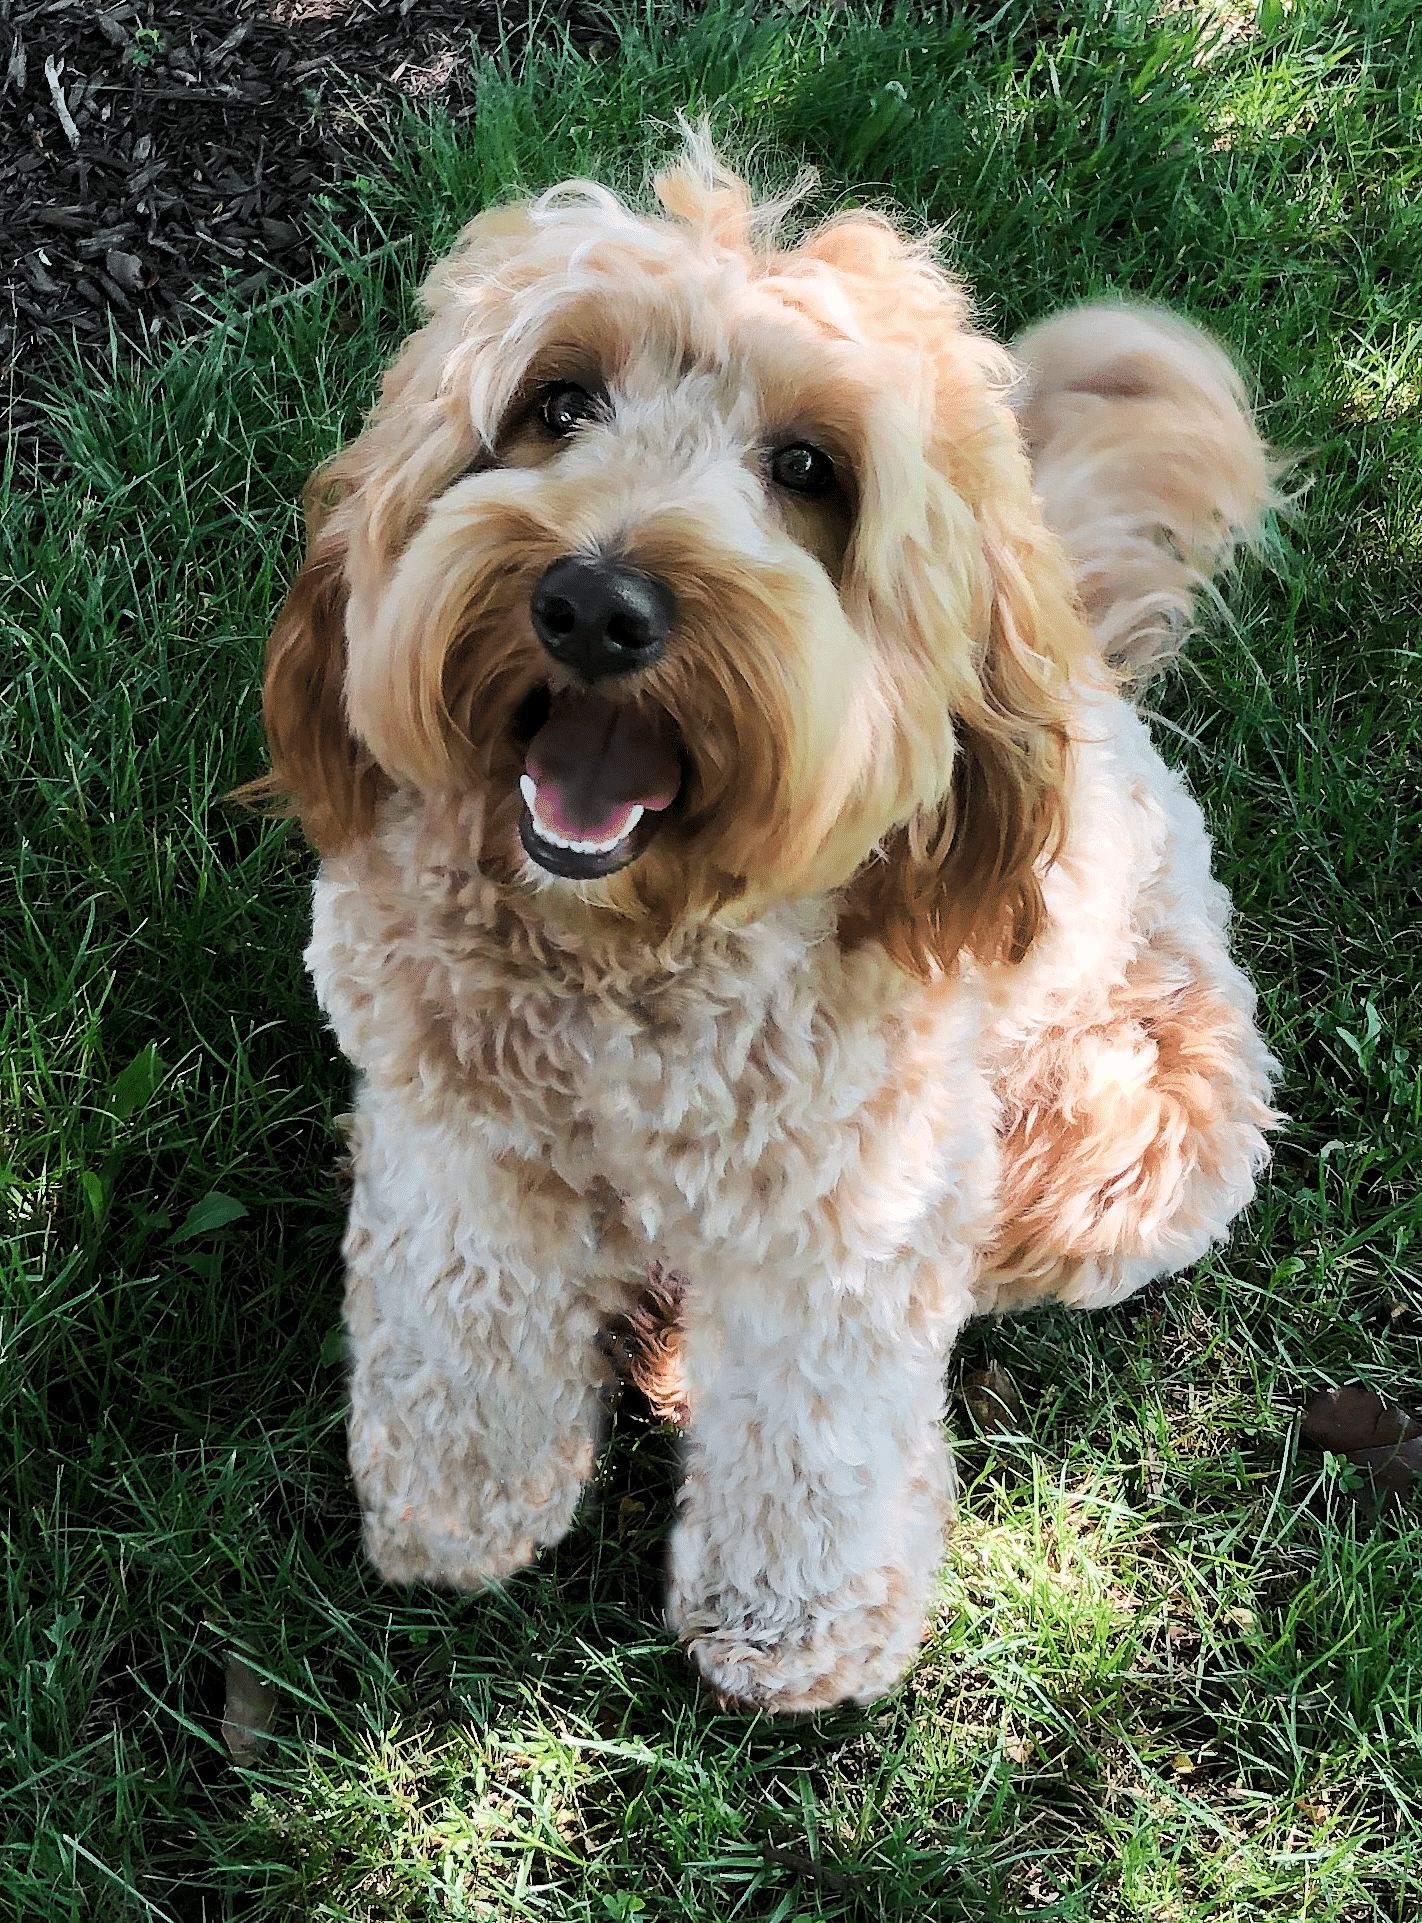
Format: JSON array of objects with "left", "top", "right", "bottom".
[{"left": 515, "top": 686, "right": 683, "bottom": 880}]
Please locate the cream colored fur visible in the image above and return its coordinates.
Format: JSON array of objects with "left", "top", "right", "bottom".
[
  {"left": 1012, "top": 303, "right": 1276, "bottom": 681},
  {"left": 261, "top": 137, "right": 1280, "bottom": 1713}
]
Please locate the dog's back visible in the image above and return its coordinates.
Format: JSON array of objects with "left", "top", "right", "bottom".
[{"left": 1012, "top": 304, "right": 1278, "bottom": 682}]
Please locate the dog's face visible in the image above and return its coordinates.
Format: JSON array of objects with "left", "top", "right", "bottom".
[{"left": 262, "top": 142, "right": 1091, "bottom": 972}]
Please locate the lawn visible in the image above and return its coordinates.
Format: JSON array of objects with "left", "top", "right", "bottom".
[{"left": 2, "top": 1, "right": 1419, "bottom": 1917}]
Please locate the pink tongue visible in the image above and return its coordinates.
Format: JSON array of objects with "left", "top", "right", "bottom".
[{"left": 525, "top": 692, "right": 682, "bottom": 842}]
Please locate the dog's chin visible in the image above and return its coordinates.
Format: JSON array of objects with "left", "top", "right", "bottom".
[{"left": 517, "top": 802, "right": 662, "bottom": 879}]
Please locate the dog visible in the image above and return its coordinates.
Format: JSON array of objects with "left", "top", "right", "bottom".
[{"left": 254, "top": 133, "right": 1279, "bottom": 1712}]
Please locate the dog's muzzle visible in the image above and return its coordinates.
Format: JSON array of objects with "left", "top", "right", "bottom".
[{"left": 518, "top": 557, "right": 683, "bottom": 880}]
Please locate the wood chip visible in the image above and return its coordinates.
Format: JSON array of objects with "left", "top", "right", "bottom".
[
  {"left": 76, "top": 225, "right": 136, "bottom": 256},
  {"left": 105, "top": 246, "right": 147, "bottom": 293},
  {"left": 210, "top": 22, "right": 252, "bottom": 62},
  {"left": 92, "top": 265, "right": 134, "bottom": 309},
  {"left": 44, "top": 53, "right": 82, "bottom": 149},
  {"left": 259, "top": 216, "right": 299, "bottom": 252},
  {"left": 3, "top": 0, "right": 622, "bottom": 456},
  {"left": 127, "top": 158, "right": 167, "bottom": 193},
  {"left": 5, "top": 30, "right": 27, "bottom": 94},
  {"left": 21, "top": 253, "right": 63, "bottom": 295}
]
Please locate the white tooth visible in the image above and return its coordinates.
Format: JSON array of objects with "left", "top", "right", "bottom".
[
  {"left": 529, "top": 811, "right": 646, "bottom": 859},
  {"left": 525, "top": 793, "right": 644, "bottom": 861}
]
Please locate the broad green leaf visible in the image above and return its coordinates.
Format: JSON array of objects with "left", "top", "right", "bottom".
[
  {"left": 109, "top": 1043, "right": 164, "bottom": 1121},
  {"left": 79, "top": 1171, "right": 105, "bottom": 1221},
  {"left": 171, "top": 1191, "right": 249, "bottom": 1242}
]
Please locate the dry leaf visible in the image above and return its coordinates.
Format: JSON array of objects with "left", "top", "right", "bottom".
[
  {"left": 961, "top": 1361, "right": 1025, "bottom": 1433},
  {"left": 1300, "top": 1384, "right": 1422, "bottom": 1516},
  {"left": 221, "top": 1653, "right": 278, "bottom": 1760}
]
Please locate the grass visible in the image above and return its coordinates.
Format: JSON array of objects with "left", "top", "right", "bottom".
[{"left": 2, "top": 0, "right": 1419, "bottom": 1916}]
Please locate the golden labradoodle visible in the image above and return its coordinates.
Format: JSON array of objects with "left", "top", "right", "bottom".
[{"left": 255, "top": 135, "right": 1278, "bottom": 1712}]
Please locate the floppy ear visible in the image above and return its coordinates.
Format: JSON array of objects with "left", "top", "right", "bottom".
[
  {"left": 788, "top": 213, "right": 1085, "bottom": 974},
  {"left": 804, "top": 207, "right": 1097, "bottom": 976},
  {"left": 837, "top": 337, "right": 1092, "bottom": 971},
  {"left": 249, "top": 450, "right": 390, "bottom": 852},
  {"left": 839, "top": 514, "right": 1082, "bottom": 976},
  {"left": 418, "top": 201, "right": 539, "bottom": 321},
  {"left": 242, "top": 206, "right": 544, "bottom": 851}
]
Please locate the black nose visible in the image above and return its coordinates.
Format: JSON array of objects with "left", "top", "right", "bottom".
[{"left": 529, "top": 556, "right": 675, "bottom": 681}]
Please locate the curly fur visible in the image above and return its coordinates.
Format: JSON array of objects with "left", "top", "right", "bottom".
[{"left": 254, "top": 133, "right": 1280, "bottom": 1712}]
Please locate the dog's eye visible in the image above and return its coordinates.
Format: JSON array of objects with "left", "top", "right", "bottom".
[
  {"left": 771, "top": 442, "right": 836, "bottom": 497},
  {"left": 540, "top": 383, "right": 600, "bottom": 438}
]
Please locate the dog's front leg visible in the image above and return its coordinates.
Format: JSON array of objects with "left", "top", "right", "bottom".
[
  {"left": 665, "top": 1259, "right": 971, "bottom": 1712},
  {"left": 340, "top": 1099, "right": 623, "bottom": 1590}
]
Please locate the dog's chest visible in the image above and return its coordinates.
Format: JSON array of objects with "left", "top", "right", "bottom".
[
  {"left": 439, "top": 917, "right": 887, "bottom": 1177},
  {"left": 312, "top": 864, "right": 893, "bottom": 1165},
  {"left": 311, "top": 854, "right": 1001, "bottom": 1263}
]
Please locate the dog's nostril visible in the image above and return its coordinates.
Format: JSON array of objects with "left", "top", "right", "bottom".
[
  {"left": 606, "top": 613, "right": 647, "bottom": 652},
  {"left": 542, "top": 596, "right": 577, "bottom": 636}
]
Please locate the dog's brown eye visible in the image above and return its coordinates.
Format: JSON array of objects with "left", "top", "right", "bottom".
[
  {"left": 771, "top": 443, "right": 835, "bottom": 496},
  {"left": 540, "top": 383, "right": 600, "bottom": 438}
]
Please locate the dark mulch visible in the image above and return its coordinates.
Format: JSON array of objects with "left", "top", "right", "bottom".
[{"left": 0, "top": 0, "right": 623, "bottom": 449}]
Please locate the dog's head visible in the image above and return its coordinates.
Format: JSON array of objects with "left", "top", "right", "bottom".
[{"left": 261, "top": 135, "right": 1092, "bottom": 972}]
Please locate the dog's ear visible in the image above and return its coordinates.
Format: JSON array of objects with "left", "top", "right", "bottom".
[
  {"left": 819, "top": 220, "right": 1091, "bottom": 976},
  {"left": 244, "top": 445, "right": 387, "bottom": 853},
  {"left": 800, "top": 214, "right": 1092, "bottom": 976},
  {"left": 241, "top": 201, "right": 549, "bottom": 852},
  {"left": 838, "top": 516, "right": 1080, "bottom": 977}
]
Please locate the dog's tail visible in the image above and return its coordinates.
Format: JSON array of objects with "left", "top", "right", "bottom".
[{"left": 1011, "top": 304, "right": 1282, "bottom": 684}]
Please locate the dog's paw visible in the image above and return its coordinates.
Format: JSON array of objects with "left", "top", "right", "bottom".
[
  {"left": 669, "top": 1580, "right": 932, "bottom": 1714},
  {"left": 354, "top": 1433, "right": 597, "bottom": 1591},
  {"left": 666, "top": 1437, "right": 953, "bottom": 1711},
  {"left": 362, "top": 1509, "right": 538, "bottom": 1591}
]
